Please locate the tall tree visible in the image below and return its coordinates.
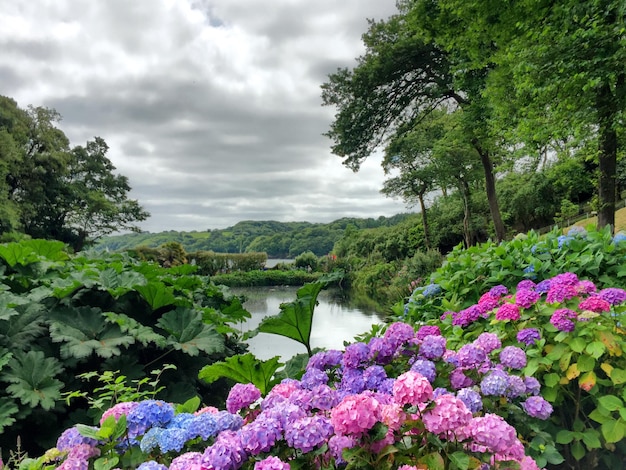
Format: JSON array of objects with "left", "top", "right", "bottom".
[
  {"left": 321, "top": 2, "right": 507, "bottom": 241},
  {"left": 436, "top": 0, "right": 626, "bottom": 231},
  {"left": 0, "top": 96, "right": 149, "bottom": 250}
]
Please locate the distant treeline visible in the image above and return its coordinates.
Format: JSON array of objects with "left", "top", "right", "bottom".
[{"left": 96, "top": 214, "right": 413, "bottom": 258}]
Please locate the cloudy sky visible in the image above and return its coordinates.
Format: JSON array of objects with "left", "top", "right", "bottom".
[{"left": 0, "top": 1, "right": 410, "bottom": 233}]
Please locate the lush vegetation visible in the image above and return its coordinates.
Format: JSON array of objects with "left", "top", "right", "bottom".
[
  {"left": 0, "top": 97, "right": 149, "bottom": 251},
  {"left": 10, "top": 227, "right": 626, "bottom": 469},
  {"left": 0, "top": 239, "right": 257, "bottom": 456}
]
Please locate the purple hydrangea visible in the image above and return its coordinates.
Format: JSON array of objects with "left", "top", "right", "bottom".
[
  {"left": 515, "top": 289, "right": 541, "bottom": 309},
  {"left": 226, "top": 383, "right": 261, "bottom": 414},
  {"left": 309, "top": 384, "right": 339, "bottom": 410},
  {"left": 522, "top": 396, "right": 553, "bottom": 419},
  {"left": 517, "top": 279, "right": 536, "bottom": 290},
  {"left": 551, "top": 272, "right": 579, "bottom": 285},
  {"left": 598, "top": 288, "right": 626, "bottom": 305},
  {"left": 201, "top": 430, "right": 247, "bottom": 470},
  {"left": 328, "top": 435, "right": 356, "bottom": 465},
  {"left": 489, "top": 285, "right": 508, "bottom": 297},
  {"left": 56, "top": 427, "right": 98, "bottom": 451},
  {"left": 505, "top": 375, "right": 527, "bottom": 398},
  {"left": 452, "top": 305, "right": 482, "bottom": 327},
  {"left": 415, "top": 325, "right": 441, "bottom": 341},
  {"left": 284, "top": 415, "right": 333, "bottom": 453},
  {"left": 363, "top": 365, "right": 388, "bottom": 390},
  {"left": 170, "top": 452, "right": 203, "bottom": 470},
  {"left": 367, "top": 337, "right": 395, "bottom": 364},
  {"left": 254, "top": 456, "right": 291, "bottom": 470},
  {"left": 524, "top": 376, "right": 541, "bottom": 395},
  {"left": 517, "top": 328, "right": 541, "bottom": 346},
  {"left": 239, "top": 417, "right": 282, "bottom": 455},
  {"left": 456, "top": 388, "right": 483, "bottom": 413},
  {"left": 474, "top": 333, "right": 501, "bottom": 353},
  {"left": 342, "top": 342, "right": 370, "bottom": 369},
  {"left": 306, "top": 350, "right": 343, "bottom": 371},
  {"left": 410, "top": 359, "right": 437, "bottom": 383},
  {"left": 550, "top": 308, "right": 578, "bottom": 332},
  {"left": 480, "top": 371, "right": 508, "bottom": 396},
  {"left": 499, "top": 346, "right": 527, "bottom": 369},
  {"left": 546, "top": 284, "right": 579, "bottom": 304},
  {"left": 300, "top": 368, "right": 329, "bottom": 389},
  {"left": 456, "top": 343, "right": 488, "bottom": 369},
  {"left": 450, "top": 369, "right": 474, "bottom": 390},
  {"left": 339, "top": 368, "right": 366, "bottom": 394},
  {"left": 419, "top": 335, "right": 447, "bottom": 359},
  {"left": 535, "top": 279, "right": 552, "bottom": 293},
  {"left": 383, "top": 322, "right": 416, "bottom": 350}
]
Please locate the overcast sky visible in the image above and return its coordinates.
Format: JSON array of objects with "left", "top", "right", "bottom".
[{"left": 0, "top": 1, "right": 410, "bottom": 233}]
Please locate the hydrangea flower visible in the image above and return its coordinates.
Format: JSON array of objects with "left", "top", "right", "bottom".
[
  {"left": 392, "top": 371, "right": 433, "bottom": 406},
  {"left": 127, "top": 400, "right": 175, "bottom": 438},
  {"left": 415, "top": 325, "right": 441, "bottom": 341},
  {"left": 342, "top": 342, "right": 370, "bottom": 369},
  {"left": 284, "top": 415, "right": 333, "bottom": 453},
  {"left": 517, "top": 328, "right": 541, "bottom": 346},
  {"left": 480, "top": 371, "right": 508, "bottom": 396},
  {"left": 419, "top": 334, "right": 447, "bottom": 359},
  {"left": 598, "top": 288, "right": 626, "bottom": 305},
  {"left": 499, "top": 346, "right": 527, "bottom": 369},
  {"left": 410, "top": 359, "right": 437, "bottom": 383},
  {"left": 456, "top": 388, "right": 483, "bottom": 413},
  {"left": 474, "top": 332, "right": 501, "bottom": 353},
  {"left": 522, "top": 396, "right": 553, "bottom": 420},
  {"left": 546, "top": 284, "right": 579, "bottom": 304},
  {"left": 56, "top": 427, "right": 98, "bottom": 451},
  {"left": 578, "top": 296, "right": 611, "bottom": 313},
  {"left": 422, "top": 283, "right": 442, "bottom": 297},
  {"left": 470, "top": 413, "right": 520, "bottom": 454},
  {"left": 330, "top": 393, "right": 381, "bottom": 436},
  {"left": 169, "top": 452, "right": 203, "bottom": 470},
  {"left": 456, "top": 343, "right": 488, "bottom": 369},
  {"left": 254, "top": 456, "right": 291, "bottom": 470},
  {"left": 201, "top": 430, "right": 247, "bottom": 470},
  {"left": 489, "top": 285, "right": 508, "bottom": 297},
  {"left": 515, "top": 289, "right": 540, "bottom": 308},
  {"left": 239, "top": 417, "right": 282, "bottom": 455},
  {"left": 423, "top": 394, "right": 472, "bottom": 437},
  {"left": 550, "top": 308, "right": 578, "bottom": 332},
  {"left": 226, "top": 383, "right": 261, "bottom": 414},
  {"left": 495, "top": 303, "right": 521, "bottom": 321},
  {"left": 383, "top": 322, "right": 416, "bottom": 350}
]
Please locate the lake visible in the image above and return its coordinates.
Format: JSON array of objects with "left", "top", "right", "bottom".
[{"left": 230, "top": 286, "right": 385, "bottom": 361}]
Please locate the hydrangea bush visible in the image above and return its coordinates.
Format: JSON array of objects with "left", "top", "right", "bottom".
[{"left": 18, "top": 319, "right": 551, "bottom": 470}]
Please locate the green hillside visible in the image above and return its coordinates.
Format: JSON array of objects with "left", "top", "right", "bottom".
[{"left": 96, "top": 214, "right": 416, "bottom": 258}]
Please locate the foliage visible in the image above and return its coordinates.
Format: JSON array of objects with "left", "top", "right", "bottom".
[
  {"left": 0, "top": 239, "right": 250, "bottom": 455},
  {"left": 210, "top": 269, "right": 321, "bottom": 287},
  {"left": 0, "top": 97, "right": 149, "bottom": 251},
  {"left": 294, "top": 251, "right": 319, "bottom": 271}
]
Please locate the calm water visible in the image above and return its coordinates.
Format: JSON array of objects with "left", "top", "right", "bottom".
[{"left": 231, "top": 286, "right": 384, "bottom": 361}]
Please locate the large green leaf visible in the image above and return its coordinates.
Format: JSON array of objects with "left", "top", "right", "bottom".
[
  {"left": 104, "top": 312, "right": 167, "bottom": 347},
  {"left": 157, "top": 308, "right": 224, "bottom": 356},
  {"left": 0, "top": 303, "right": 47, "bottom": 350},
  {"left": 256, "top": 281, "right": 325, "bottom": 355},
  {"left": 49, "top": 306, "right": 135, "bottom": 359},
  {"left": 98, "top": 268, "right": 146, "bottom": 297},
  {"left": 0, "top": 291, "right": 27, "bottom": 321},
  {"left": 198, "top": 353, "right": 282, "bottom": 395},
  {"left": 135, "top": 281, "right": 177, "bottom": 310},
  {"left": 1, "top": 350, "right": 64, "bottom": 410},
  {"left": 0, "top": 243, "right": 39, "bottom": 267},
  {"left": 0, "top": 397, "right": 19, "bottom": 433}
]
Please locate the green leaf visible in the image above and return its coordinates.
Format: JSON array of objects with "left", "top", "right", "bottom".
[
  {"left": 611, "top": 368, "right": 626, "bottom": 385},
  {"left": 556, "top": 430, "right": 575, "bottom": 444},
  {"left": 135, "top": 281, "right": 177, "bottom": 310},
  {"left": 598, "top": 395, "right": 624, "bottom": 411},
  {"left": 577, "top": 355, "right": 595, "bottom": 372},
  {"left": 157, "top": 308, "right": 224, "bottom": 356},
  {"left": 0, "top": 243, "right": 39, "bottom": 267},
  {"left": 418, "top": 452, "right": 445, "bottom": 470},
  {"left": 449, "top": 451, "right": 470, "bottom": 470},
  {"left": 581, "top": 429, "right": 602, "bottom": 449},
  {"left": 94, "top": 456, "right": 119, "bottom": 470},
  {"left": 571, "top": 441, "right": 586, "bottom": 461},
  {"left": 256, "top": 281, "right": 325, "bottom": 355},
  {"left": 569, "top": 337, "right": 586, "bottom": 353},
  {"left": 1, "top": 350, "right": 64, "bottom": 410},
  {"left": 585, "top": 341, "right": 606, "bottom": 359},
  {"left": 544, "top": 373, "right": 560, "bottom": 387},
  {"left": 104, "top": 312, "right": 167, "bottom": 348},
  {"left": 0, "top": 397, "right": 19, "bottom": 433},
  {"left": 176, "top": 396, "right": 201, "bottom": 414},
  {"left": 49, "top": 306, "right": 135, "bottom": 359},
  {"left": 601, "top": 419, "right": 626, "bottom": 443},
  {"left": 198, "top": 353, "right": 282, "bottom": 395}
]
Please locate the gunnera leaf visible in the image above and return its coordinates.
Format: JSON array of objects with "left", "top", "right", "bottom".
[
  {"left": 1, "top": 350, "right": 64, "bottom": 410},
  {"left": 157, "top": 308, "right": 225, "bottom": 356},
  {"left": 198, "top": 353, "right": 282, "bottom": 395}
]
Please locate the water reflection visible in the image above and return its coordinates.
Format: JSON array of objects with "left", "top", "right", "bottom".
[{"left": 230, "top": 286, "right": 384, "bottom": 361}]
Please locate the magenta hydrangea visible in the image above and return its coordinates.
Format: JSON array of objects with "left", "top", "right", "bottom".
[
  {"left": 474, "top": 332, "right": 501, "bottom": 353},
  {"left": 254, "top": 456, "right": 290, "bottom": 470},
  {"left": 517, "top": 328, "right": 541, "bottom": 346},
  {"left": 226, "top": 383, "right": 261, "bottom": 414},
  {"left": 495, "top": 303, "right": 521, "bottom": 321},
  {"left": 515, "top": 289, "right": 540, "bottom": 308},
  {"left": 330, "top": 393, "right": 381, "bottom": 436},
  {"left": 550, "top": 308, "right": 578, "bottom": 332},
  {"left": 415, "top": 325, "right": 441, "bottom": 341},
  {"left": 470, "top": 413, "right": 520, "bottom": 454},
  {"left": 578, "top": 296, "right": 611, "bottom": 313},
  {"left": 423, "top": 394, "right": 472, "bottom": 437}
]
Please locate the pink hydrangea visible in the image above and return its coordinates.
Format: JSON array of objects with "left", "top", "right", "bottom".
[
  {"left": 495, "top": 303, "right": 521, "bottom": 321},
  {"left": 254, "top": 456, "right": 290, "bottom": 470},
  {"left": 392, "top": 371, "right": 433, "bottom": 406},
  {"left": 469, "top": 413, "right": 519, "bottom": 454},
  {"left": 99, "top": 402, "right": 139, "bottom": 425},
  {"left": 422, "top": 394, "right": 472, "bottom": 437},
  {"left": 578, "top": 296, "right": 611, "bottom": 313},
  {"left": 330, "top": 393, "right": 381, "bottom": 436},
  {"left": 380, "top": 403, "right": 406, "bottom": 431}
]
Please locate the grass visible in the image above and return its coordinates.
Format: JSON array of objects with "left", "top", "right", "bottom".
[{"left": 572, "top": 207, "right": 626, "bottom": 233}]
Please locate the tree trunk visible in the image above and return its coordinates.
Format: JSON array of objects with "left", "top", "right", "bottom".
[
  {"left": 472, "top": 141, "right": 506, "bottom": 242},
  {"left": 460, "top": 179, "right": 472, "bottom": 248},
  {"left": 418, "top": 192, "right": 430, "bottom": 248},
  {"left": 596, "top": 81, "right": 618, "bottom": 233}
]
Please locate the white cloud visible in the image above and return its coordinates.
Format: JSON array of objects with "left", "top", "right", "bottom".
[{"left": 0, "top": 0, "right": 410, "bottom": 232}]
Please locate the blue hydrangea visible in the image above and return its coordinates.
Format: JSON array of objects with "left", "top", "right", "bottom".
[
  {"left": 127, "top": 400, "right": 175, "bottom": 439},
  {"left": 140, "top": 427, "right": 163, "bottom": 453},
  {"left": 362, "top": 365, "right": 387, "bottom": 390},
  {"left": 456, "top": 388, "right": 483, "bottom": 413},
  {"left": 157, "top": 428, "right": 188, "bottom": 453},
  {"left": 338, "top": 368, "right": 365, "bottom": 394},
  {"left": 422, "top": 283, "right": 442, "bottom": 298},
  {"left": 214, "top": 411, "right": 244, "bottom": 432},
  {"left": 186, "top": 412, "right": 218, "bottom": 440},
  {"left": 167, "top": 413, "right": 195, "bottom": 430},
  {"left": 300, "top": 368, "right": 329, "bottom": 389},
  {"left": 557, "top": 235, "right": 574, "bottom": 248},
  {"left": 137, "top": 461, "right": 168, "bottom": 470},
  {"left": 614, "top": 232, "right": 626, "bottom": 244}
]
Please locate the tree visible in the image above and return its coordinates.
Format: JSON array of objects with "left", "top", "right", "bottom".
[
  {"left": 321, "top": 1, "right": 507, "bottom": 241},
  {"left": 435, "top": 0, "right": 626, "bottom": 232},
  {"left": 0, "top": 96, "right": 149, "bottom": 250}
]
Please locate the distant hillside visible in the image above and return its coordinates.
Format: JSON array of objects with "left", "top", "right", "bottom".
[{"left": 95, "top": 214, "right": 416, "bottom": 258}]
